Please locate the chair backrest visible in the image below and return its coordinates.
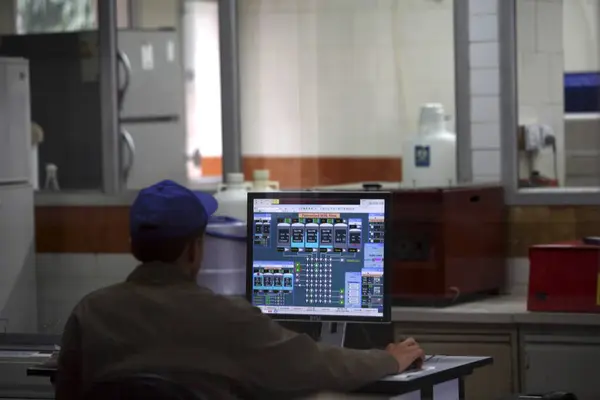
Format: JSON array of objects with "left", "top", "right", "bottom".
[{"left": 83, "top": 373, "right": 203, "bottom": 400}]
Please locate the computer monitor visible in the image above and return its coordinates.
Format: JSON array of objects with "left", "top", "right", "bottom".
[{"left": 246, "top": 191, "right": 391, "bottom": 323}]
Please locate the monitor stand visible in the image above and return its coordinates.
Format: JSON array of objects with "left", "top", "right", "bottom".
[{"left": 319, "top": 322, "right": 347, "bottom": 347}]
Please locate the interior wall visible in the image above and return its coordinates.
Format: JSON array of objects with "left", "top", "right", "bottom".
[
  {"left": 183, "top": 0, "right": 222, "bottom": 179},
  {"left": 238, "top": 0, "right": 455, "bottom": 187},
  {"left": 563, "top": 0, "right": 600, "bottom": 72},
  {"left": 37, "top": 253, "right": 136, "bottom": 333},
  {"left": 239, "top": 0, "right": 456, "bottom": 156},
  {"left": 469, "top": 0, "right": 502, "bottom": 182},
  {"left": 0, "top": 0, "right": 15, "bottom": 34},
  {"left": 392, "top": 0, "right": 457, "bottom": 136},
  {"left": 133, "top": 0, "right": 179, "bottom": 28},
  {"left": 517, "top": 0, "right": 565, "bottom": 184}
]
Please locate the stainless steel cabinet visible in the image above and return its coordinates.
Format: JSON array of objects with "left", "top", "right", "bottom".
[
  {"left": 118, "top": 29, "right": 184, "bottom": 119},
  {"left": 395, "top": 323, "right": 518, "bottom": 400},
  {"left": 123, "top": 119, "right": 186, "bottom": 190},
  {"left": 521, "top": 327, "right": 600, "bottom": 400}
]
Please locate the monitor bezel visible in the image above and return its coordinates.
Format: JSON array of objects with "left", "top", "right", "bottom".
[{"left": 246, "top": 191, "right": 392, "bottom": 324}]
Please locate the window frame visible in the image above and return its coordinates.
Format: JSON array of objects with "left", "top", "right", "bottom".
[
  {"left": 223, "top": 0, "right": 469, "bottom": 184},
  {"left": 499, "top": 0, "right": 600, "bottom": 205},
  {"left": 454, "top": 0, "right": 473, "bottom": 184},
  {"left": 15, "top": 0, "right": 97, "bottom": 34},
  {"left": 217, "top": 0, "right": 242, "bottom": 181}
]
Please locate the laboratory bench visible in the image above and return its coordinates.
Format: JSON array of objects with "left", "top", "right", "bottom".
[
  {"left": 389, "top": 295, "right": 600, "bottom": 400},
  {"left": 33, "top": 179, "right": 220, "bottom": 207},
  {"left": 26, "top": 356, "right": 491, "bottom": 399}
]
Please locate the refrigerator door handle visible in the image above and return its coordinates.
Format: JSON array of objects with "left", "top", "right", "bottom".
[
  {"left": 120, "top": 127, "right": 135, "bottom": 182},
  {"left": 187, "top": 149, "right": 202, "bottom": 168},
  {"left": 117, "top": 50, "right": 132, "bottom": 111}
]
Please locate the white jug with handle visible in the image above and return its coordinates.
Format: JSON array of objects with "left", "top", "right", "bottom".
[
  {"left": 213, "top": 172, "right": 252, "bottom": 222},
  {"left": 251, "top": 169, "right": 279, "bottom": 192}
]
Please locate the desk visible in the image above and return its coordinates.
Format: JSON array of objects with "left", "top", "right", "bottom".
[
  {"left": 356, "top": 356, "right": 492, "bottom": 399},
  {"left": 27, "top": 365, "right": 56, "bottom": 379},
  {"left": 26, "top": 360, "right": 57, "bottom": 384},
  {"left": 27, "top": 356, "right": 492, "bottom": 399}
]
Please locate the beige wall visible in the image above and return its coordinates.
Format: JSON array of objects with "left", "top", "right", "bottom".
[
  {"left": 517, "top": 0, "right": 564, "bottom": 182},
  {"left": 0, "top": 0, "right": 175, "bottom": 33},
  {"left": 132, "top": 0, "right": 179, "bottom": 28},
  {"left": 0, "top": 0, "right": 15, "bottom": 34}
]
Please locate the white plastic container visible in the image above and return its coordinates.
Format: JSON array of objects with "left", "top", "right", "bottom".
[
  {"left": 44, "top": 164, "right": 60, "bottom": 191},
  {"left": 402, "top": 104, "right": 457, "bottom": 188},
  {"left": 197, "top": 216, "right": 247, "bottom": 296},
  {"left": 31, "top": 122, "right": 44, "bottom": 190},
  {"left": 213, "top": 172, "right": 252, "bottom": 221},
  {"left": 31, "top": 145, "right": 38, "bottom": 190},
  {"left": 251, "top": 169, "right": 279, "bottom": 192}
]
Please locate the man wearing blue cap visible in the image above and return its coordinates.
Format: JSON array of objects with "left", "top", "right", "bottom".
[{"left": 56, "top": 180, "right": 423, "bottom": 400}]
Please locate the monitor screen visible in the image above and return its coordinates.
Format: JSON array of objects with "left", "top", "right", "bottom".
[{"left": 246, "top": 192, "right": 391, "bottom": 323}]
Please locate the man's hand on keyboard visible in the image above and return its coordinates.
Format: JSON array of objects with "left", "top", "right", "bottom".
[{"left": 385, "top": 337, "right": 425, "bottom": 373}]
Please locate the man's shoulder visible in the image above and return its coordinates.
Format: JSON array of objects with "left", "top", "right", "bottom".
[
  {"left": 78, "top": 282, "right": 252, "bottom": 305},
  {"left": 86, "top": 282, "right": 127, "bottom": 299},
  {"left": 72, "top": 282, "right": 259, "bottom": 322},
  {"left": 71, "top": 283, "right": 128, "bottom": 311}
]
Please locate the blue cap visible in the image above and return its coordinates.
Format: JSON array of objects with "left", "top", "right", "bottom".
[{"left": 130, "top": 180, "right": 218, "bottom": 241}]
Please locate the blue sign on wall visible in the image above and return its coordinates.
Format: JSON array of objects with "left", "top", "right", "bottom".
[{"left": 415, "top": 145, "right": 430, "bottom": 168}]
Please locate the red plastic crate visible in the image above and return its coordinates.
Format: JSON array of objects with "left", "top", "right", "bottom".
[{"left": 528, "top": 241, "right": 600, "bottom": 313}]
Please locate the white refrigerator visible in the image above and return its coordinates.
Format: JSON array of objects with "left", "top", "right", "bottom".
[
  {"left": 118, "top": 29, "right": 187, "bottom": 189},
  {"left": 0, "top": 57, "right": 37, "bottom": 333}
]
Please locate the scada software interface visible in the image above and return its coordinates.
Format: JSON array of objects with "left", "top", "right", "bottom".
[{"left": 249, "top": 197, "right": 386, "bottom": 318}]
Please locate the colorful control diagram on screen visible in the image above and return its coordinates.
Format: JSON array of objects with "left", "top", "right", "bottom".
[{"left": 249, "top": 197, "right": 386, "bottom": 318}]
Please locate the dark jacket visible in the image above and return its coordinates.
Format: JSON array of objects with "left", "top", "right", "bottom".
[{"left": 55, "top": 262, "right": 398, "bottom": 399}]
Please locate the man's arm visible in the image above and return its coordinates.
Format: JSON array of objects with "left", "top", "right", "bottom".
[
  {"left": 227, "top": 299, "right": 399, "bottom": 397},
  {"left": 55, "top": 313, "right": 83, "bottom": 400}
]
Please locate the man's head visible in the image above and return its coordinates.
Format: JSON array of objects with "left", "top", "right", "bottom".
[{"left": 129, "top": 180, "right": 218, "bottom": 278}]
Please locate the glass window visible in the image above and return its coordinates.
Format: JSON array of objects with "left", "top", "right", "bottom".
[
  {"left": 183, "top": 0, "right": 223, "bottom": 183},
  {"left": 8, "top": 0, "right": 130, "bottom": 191},
  {"left": 16, "top": 0, "right": 96, "bottom": 34},
  {"left": 516, "top": 0, "right": 600, "bottom": 190},
  {"left": 6, "top": 1, "right": 103, "bottom": 191},
  {"left": 24, "top": 2, "right": 186, "bottom": 332},
  {"left": 238, "top": 0, "right": 456, "bottom": 189},
  {"left": 16, "top": 0, "right": 129, "bottom": 33}
]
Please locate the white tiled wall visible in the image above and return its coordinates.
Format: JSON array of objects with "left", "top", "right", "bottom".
[
  {"left": 469, "top": 0, "right": 502, "bottom": 182},
  {"left": 507, "top": 257, "right": 530, "bottom": 296},
  {"left": 564, "top": 0, "right": 600, "bottom": 72},
  {"left": 239, "top": 0, "right": 456, "bottom": 157},
  {"left": 36, "top": 254, "right": 137, "bottom": 333},
  {"left": 517, "top": 0, "right": 565, "bottom": 183},
  {"left": 34, "top": 252, "right": 531, "bottom": 331}
]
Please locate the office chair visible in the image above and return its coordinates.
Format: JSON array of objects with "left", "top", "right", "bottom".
[{"left": 83, "top": 373, "right": 204, "bottom": 400}]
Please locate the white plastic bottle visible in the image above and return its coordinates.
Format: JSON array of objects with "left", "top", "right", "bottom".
[
  {"left": 251, "top": 169, "right": 279, "bottom": 192},
  {"left": 44, "top": 164, "right": 60, "bottom": 191},
  {"left": 402, "top": 103, "right": 457, "bottom": 188},
  {"left": 213, "top": 172, "right": 252, "bottom": 221}
]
